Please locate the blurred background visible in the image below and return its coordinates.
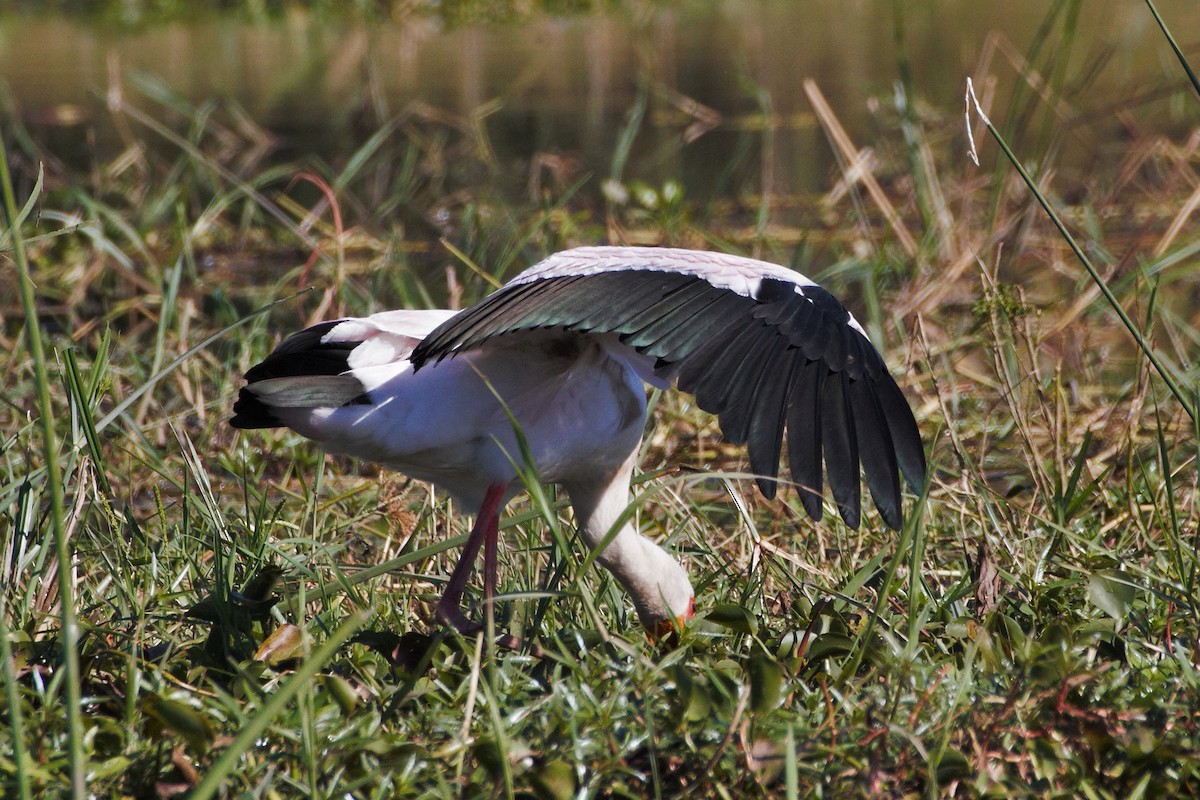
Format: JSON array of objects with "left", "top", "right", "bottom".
[{"left": 5, "top": 1, "right": 1199, "bottom": 218}]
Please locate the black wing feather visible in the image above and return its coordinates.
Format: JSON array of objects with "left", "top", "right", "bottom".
[
  {"left": 679, "top": 322, "right": 771, "bottom": 429},
  {"left": 622, "top": 281, "right": 727, "bottom": 352},
  {"left": 649, "top": 292, "right": 757, "bottom": 365},
  {"left": 233, "top": 321, "right": 362, "bottom": 429},
  {"left": 712, "top": 324, "right": 782, "bottom": 446},
  {"left": 849, "top": 377, "right": 902, "bottom": 529},
  {"left": 787, "top": 358, "right": 826, "bottom": 520},
  {"left": 820, "top": 370, "right": 861, "bottom": 529},
  {"left": 745, "top": 338, "right": 797, "bottom": 499},
  {"left": 877, "top": 373, "right": 926, "bottom": 495}
]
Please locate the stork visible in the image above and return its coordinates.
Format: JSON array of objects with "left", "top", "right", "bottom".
[{"left": 231, "top": 246, "right": 925, "bottom": 637}]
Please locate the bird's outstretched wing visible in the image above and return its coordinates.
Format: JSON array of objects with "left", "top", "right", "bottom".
[{"left": 411, "top": 246, "right": 925, "bottom": 530}]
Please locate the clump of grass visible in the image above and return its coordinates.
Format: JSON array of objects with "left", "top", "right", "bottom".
[{"left": 5, "top": 3, "right": 1200, "bottom": 798}]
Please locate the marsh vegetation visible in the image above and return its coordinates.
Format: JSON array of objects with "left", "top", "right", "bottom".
[{"left": 4, "top": 1, "right": 1200, "bottom": 797}]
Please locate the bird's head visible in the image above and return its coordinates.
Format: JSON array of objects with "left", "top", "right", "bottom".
[{"left": 647, "top": 594, "right": 696, "bottom": 645}]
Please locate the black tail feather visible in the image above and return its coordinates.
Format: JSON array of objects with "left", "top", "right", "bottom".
[{"left": 230, "top": 388, "right": 284, "bottom": 429}]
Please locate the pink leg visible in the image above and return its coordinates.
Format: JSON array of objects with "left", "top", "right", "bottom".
[
  {"left": 435, "top": 483, "right": 506, "bottom": 633},
  {"left": 483, "top": 509, "right": 498, "bottom": 606}
]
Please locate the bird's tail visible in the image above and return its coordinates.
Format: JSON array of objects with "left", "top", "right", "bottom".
[
  {"left": 231, "top": 320, "right": 368, "bottom": 429},
  {"left": 231, "top": 375, "right": 369, "bottom": 429},
  {"left": 230, "top": 388, "right": 282, "bottom": 429}
]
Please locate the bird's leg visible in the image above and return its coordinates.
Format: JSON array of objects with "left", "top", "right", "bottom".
[
  {"left": 435, "top": 482, "right": 506, "bottom": 634},
  {"left": 483, "top": 500, "right": 499, "bottom": 618}
]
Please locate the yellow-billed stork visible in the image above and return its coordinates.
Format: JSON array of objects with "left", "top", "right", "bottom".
[{"left": 231, "top": 246, "right": 925, "bottom": 636}]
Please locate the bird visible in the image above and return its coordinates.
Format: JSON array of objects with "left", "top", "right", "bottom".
[{"left": 231, "top": 245, "right": 925, "bottom": 637}]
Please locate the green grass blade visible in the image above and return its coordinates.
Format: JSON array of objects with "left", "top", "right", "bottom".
[
  {"left": 838, "top": 473, "right": 929, "bottom": 684},
  {"left": 1153, "top": 397, "right": 1187, "bottom": 590},
  {"left": 784, "top": 724, "right": 798, "bottom": 800},
  {"left": 63, "top": 348, "right": 113, "bottom": 497},
  {"left": 114, "top": 89, "right": 317, "bottom": 249},
  {"left": 1, "top": 162, "right": 42, "bottom": 246},
  {"left": 2, "top": 142, "right": 86, "bottom": 796},
  {"left": 0, "top": 612, "right": 33, "bottom": 800},
  {"left": 609, "top": 80, "right": 647, "bottom": 183},
  {"left": 189, "top": 609, "right": 371, "bottom": 800},
  {"left": 334, "top": 114, "right": 404, "bottom": 192}
]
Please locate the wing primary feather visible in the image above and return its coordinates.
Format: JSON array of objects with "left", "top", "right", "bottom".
[
  {"left": 678, "top": 322, "right": 773, "bottom": 428},
  {"left": 756, "top": 280, "right": 853, "bottom": 368},
  {"left": 714, "top": 324, "right": 784, "bottom": 446},
  {"left": 821, "top": 370, "right": 861, "bottom": 528},
  {"left": 786, "top": 359, "right": 825, "bottom": 521},
  {"left": 745, "top": 339, "right": 798, "bottom": 499},
  {"left": 839, "top": 329, "right": 874, "bottom": 380},
  {"left": 849, "top": 377, "right": 902, "bottom": 529},
  {"left": 876, "top": 372, "right": 927, "bottom": 493},
  {"left": 821, "top": 318, "right": 849, "bottom": 373},
  {"left": 790, "top": 303, "right": 835, "bottom": 361},
  {"left": 765, "top": 296, "right": 819, "bottom": 341}
]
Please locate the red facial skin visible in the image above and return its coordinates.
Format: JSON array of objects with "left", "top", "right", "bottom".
[{"left": 649, "top": 595, "right": 696, "bottom": 646}]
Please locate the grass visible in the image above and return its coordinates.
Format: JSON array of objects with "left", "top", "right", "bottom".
[{"left": 4, "top": 3, "right": 1200, "bottom": 798}]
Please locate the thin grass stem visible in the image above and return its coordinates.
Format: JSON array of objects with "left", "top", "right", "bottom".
[
  {"left": 0, "top": 611, "right": 33, "bottom": 800},
  {"left": 966, "top": 78, "right": 1197, "bottom": 424},
  {"left": 1144, "top": 0, "right": 1200, "bottom": 101},
  {"left": 1, "top": 147, "right": 86, "bottom": 794}
]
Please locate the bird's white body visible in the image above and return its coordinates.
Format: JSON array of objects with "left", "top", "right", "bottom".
[
  {"left": 258, "top": 314, "right": 650, "bottom": 510},
  {"left": 233, "top": 246, "right": 925, "bottom": 633}
]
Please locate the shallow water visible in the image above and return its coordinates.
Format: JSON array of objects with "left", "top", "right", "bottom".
[{"left": 3, "top": 1, "right": 1198, "bottom": 198}]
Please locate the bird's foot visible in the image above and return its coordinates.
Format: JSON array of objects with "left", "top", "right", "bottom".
[
  {"left": 434, "top": 604, "right": 542, "bottom": 656},
  {"left": 435, "top": 604, "right": 483, "bottom": 635}
]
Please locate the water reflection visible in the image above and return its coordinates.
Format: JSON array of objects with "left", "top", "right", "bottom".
[{"left": 2, "top": 0, "right": 1198, "bottom": 198}]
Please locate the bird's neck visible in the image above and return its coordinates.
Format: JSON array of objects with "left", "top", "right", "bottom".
[{"left": 562, "top": 453, "right": 695, "bottom": 630}]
